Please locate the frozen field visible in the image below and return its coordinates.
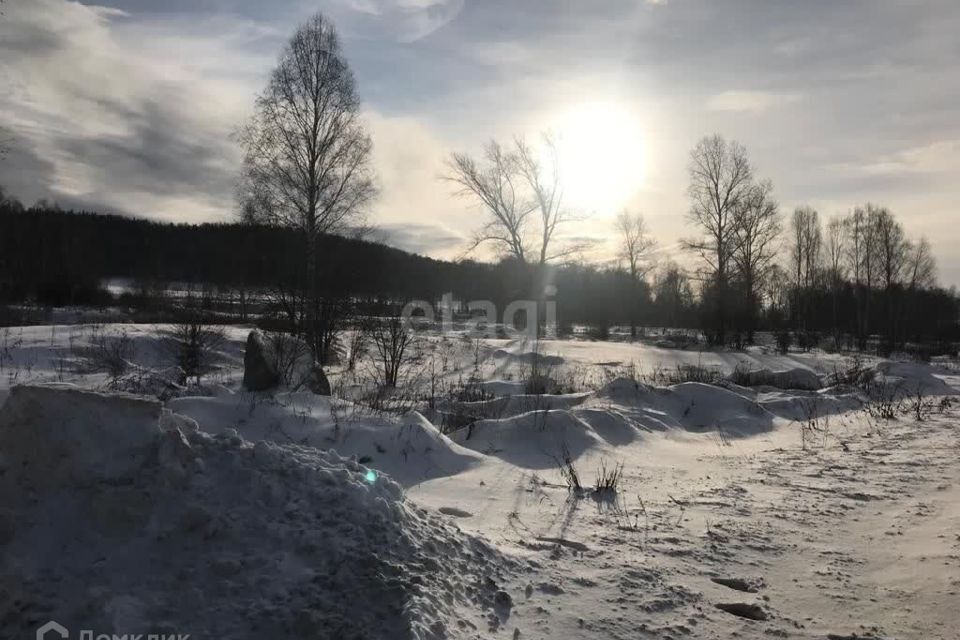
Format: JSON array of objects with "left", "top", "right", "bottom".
[{"left": 1, "top": 323, "right": 959, "bottom": 639}]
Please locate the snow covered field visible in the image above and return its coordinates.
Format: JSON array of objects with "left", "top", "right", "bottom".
[{"left": 1, "top": 323, "right": 959, "bottom": 639}]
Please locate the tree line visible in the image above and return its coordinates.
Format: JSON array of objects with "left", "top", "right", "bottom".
[{"left": 679, "top": 136, "right": 954, "bottom": 353}]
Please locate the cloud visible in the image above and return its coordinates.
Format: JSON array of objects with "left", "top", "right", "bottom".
[
  {"left": 3, "top": 0, "right": 960, "bottom": 285},
  {"left": 373, "top": 222, "right": 464, "bottom": 255},
  {"left": 333, "top": 0, "right": 465, "bottom": 43},
  {"left": 707, "top": 90, "right": 800, "bottom": 113},
  {"left": 0, "top": 0, "right": 260, "bottom": 221},
  {"left": 364, "top": 110, "right": 474, "bottom": 257}
]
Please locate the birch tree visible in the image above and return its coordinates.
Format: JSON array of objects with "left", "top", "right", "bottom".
[
  {"left": 684, "top": 135, "right": 753, "bottom": 344},
  {"left": 238, "top": 12, "right": 375, "bottom": 363}
]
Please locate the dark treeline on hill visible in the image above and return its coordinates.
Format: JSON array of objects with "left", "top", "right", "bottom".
[
  {"left": 1, "top": 197, "right": 958, "bottom": 356},
  {"left": 0, "top": 201, "right": 679, "bottom": 328},
  {"left": 0, "top": 204, "right": 476, "bottom": 302}
]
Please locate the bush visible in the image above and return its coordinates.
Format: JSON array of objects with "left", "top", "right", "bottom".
[
  {"left": 796, "top": 330, "right": 819, "bottom": 352},
  {"left": 164, "top": 315, "right": 225, "bottom": 385},
  {"left": 646, "top": 361, "right": 722, "bottom": 386},
  {"left": 775, "top": 329, "right": 792, "bottom": 354},
  {"left": 370, "top": 315, "right": 417, "bottom": 388},
  {"left": 861, "top": 379, "right": 903, "bottom": 421},
  {"left": 593, "top": 460, "right": 624, "bottom": 495},
  {"left": 75, "top": 329, "right": 133, "bottom": 380}
]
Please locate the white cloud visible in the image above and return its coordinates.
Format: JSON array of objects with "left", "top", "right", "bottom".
[
  {"left": 0, "top": 0, "right": 265, "bottom": 218},
  {"left": 706, "top": 90, "right": 800, "bottom": 114},
  {"left": 334, "top": 0, "right": 465, "bottom": 42}
]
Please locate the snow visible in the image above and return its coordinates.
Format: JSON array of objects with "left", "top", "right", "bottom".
[
  {"left": 167, "top": 392, "right": 483, "bottom": 487},
  {"left": 2, "top": 323, "right": 960, "bottom": 639},
  {"left": 729, "top": 366, "right": 824, "bottom": 391},
  {"left": 0, "top": 384, "right": 517, "bottom": 639}
]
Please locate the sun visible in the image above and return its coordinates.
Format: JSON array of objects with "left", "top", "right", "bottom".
[{"left": 549, "top": 102, "right": 646, "bottom": 215}]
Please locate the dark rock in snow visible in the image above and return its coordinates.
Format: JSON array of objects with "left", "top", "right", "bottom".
[
  {"left": 307, "top": 365, "right": 331, "bottom": 396},
  {"left": 715, "top": 602, "right": 768, "bottom": 621},
  {"left": 243, "top": 330, "right": 280, "bottom": 391}
]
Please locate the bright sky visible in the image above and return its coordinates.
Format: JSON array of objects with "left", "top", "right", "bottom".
[{"left": 1, "top": 0, "right": 959, "bottom": 285}]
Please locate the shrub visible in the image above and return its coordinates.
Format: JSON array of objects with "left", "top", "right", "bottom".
[
  {"left": 370, "top": 315, "right": 417, "bottom": 388},
  {"left": 775, "top": 329, "right": 792, "bottom": 354},
  {"left": 593, "top": 460, "right": 624, "bottom": 495},
  {"left": 75, "top": 328, "right": 133, "bottom": 380},
  {"left": 553, "top": 443, "right": 582, "bottom": 493},
  {"left": 861, "top": 379, "right": 903, "bottom": 421},
  {"left": 164, "top": 314, "right": 225, "bottom": 385}
]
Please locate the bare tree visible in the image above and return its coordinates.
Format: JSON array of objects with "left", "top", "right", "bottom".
[
  {"left": 684, "top": 135, "right": 753, "bottom": 344},
  {"left": 825, "top": 215, "right": 848, "bottom": 346},
  {"left": 825, "top": 215, "right": 848, "bottom": 284},
  {"left": 238, "top": 12, "right": 375, "bottom": 363},
  {"left": 447, "top": 132, "right": 575, "bottom": 265},
  {"left": 515, "top": 133, "right": 575, "bottom": 264},
  {"left": 371, "top": 315, "right": 417, "bottom": 388},
  {"left": 653, "top": 262, "right": 693, "bottom": 328},
  {"left": 906, "top": 237, "right": 936, "bottom": 291},
  {"left": 731, "top": 179, "right": 781, "bottom": 342},
  {"left": 871, "top": 207, "right": 907, "bottom": 292},
  {"left": 615, "top": 210, "right": 657, "bottom": 339},
  {"left": 446, "top": 141, "right": 531, "bottom": 262},
  {"left": 789, "top": 205, "right": 822, "bottom": 331},
  {"left": 845, "top": 206, "right": 871, "bottom": 349}
]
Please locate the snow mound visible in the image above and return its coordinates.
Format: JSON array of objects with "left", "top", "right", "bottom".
[
  {"left": 491, "top": 349, "right": 564, "bottom": 366},
  {"left": 168, "top": 392, "right": 482, "bottom": 487},
  {"left": 0, "top": 385, "right": 516, "bottom": 639},
  {"left": 574, "top": 407, "right": 642, "bottom": 446},
  {"left": 592, "top": 377, "right": 775, "bottom": 435},
  {"left": 450, "top": 392, "right": 589, "bottom": 421},
  {"left": 756, "top": 389, "right": 864, "bottom": 421},
  {"left": 480, "top": 379, "right": 526, "bottom": 397},
  {"left": 870, "top": 361, "right": 957, "bottom": 396},
  {"left": 0, "top": 383, "right": 162, "bottom": 488},
  {"left": 730, "top": 367, "right": 823, "bottom": 391},
  {"left": 449, "top": 409, "right": 605, "bottom": 468}
]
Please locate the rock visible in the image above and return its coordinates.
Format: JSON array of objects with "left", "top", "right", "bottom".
[
  {"left": 322, "top": 337, "right": 345, "bottom": 367},
  {"left": 711, "top": 576, "right": 763, "bottom": 593},
  {"left": 715, "top": 602, "right": 768, "bottom": 621},
  {"left": 0, "top": 509, "right": 16, "bottom": 545},
  {"left": 494, "top": 590, "right": 513, "bottom": 609},
  {"left": 243, "top": 330, "right": 280, "bottom": 391},
  {"left": 307, "top": 365, "right": 331, "bottom": 396}
]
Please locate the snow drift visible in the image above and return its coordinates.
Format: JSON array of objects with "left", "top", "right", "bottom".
[
  {"left": 0, "top": 385, "right": 516, "bottom": 640},
  {"left": 591, "top": 377, "right": 776, "bottom": 435},
  {"left": 167, "top": 392, "right": 482, "bottom": 487},
  {"left": 729, "top": 367, "right": 823, "bottom": 391},
  {"left": 869, "top": 360, "right": 957, "bottom": 396}
]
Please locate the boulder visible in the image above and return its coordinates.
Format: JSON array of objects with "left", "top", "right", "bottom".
[
  {"left": 243, "top": 330, "right": 280, "bottom": 391},
  {"left": 307, "top": 365, "right": 331, "bottom": 396},
  {"left": 243, "top": 330, "right": 331, "bottom": 395}
]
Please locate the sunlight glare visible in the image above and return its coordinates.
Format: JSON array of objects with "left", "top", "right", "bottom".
[{"left": 550, "top": 102, "right": 646, "bottom": 215}]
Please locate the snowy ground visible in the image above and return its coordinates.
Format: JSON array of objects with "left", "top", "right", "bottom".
[{"left": 1, "top": 322, "right": 958, "bottom": 639}]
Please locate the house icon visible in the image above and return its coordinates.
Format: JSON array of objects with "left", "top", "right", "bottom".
[{"left": 36, "top": 620, "right": 68, "bottom": 640}]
